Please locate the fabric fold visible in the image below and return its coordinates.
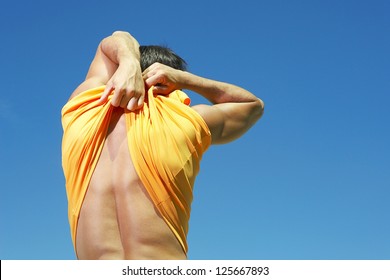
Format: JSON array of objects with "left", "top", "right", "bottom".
[{"left": 61, "top": 86, "right": 211, "bottom": 254}]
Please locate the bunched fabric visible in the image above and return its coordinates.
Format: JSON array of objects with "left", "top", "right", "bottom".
[{"left": 61, "top": 86, "right": 211, "bottom": 254}]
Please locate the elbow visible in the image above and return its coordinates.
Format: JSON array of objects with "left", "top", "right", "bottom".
[
  {"left": 102, "top": 30, "right": 127, "bottom": 42},
  {"left": 258, "top": 98, "right": 265, "bottom": 116},
  {"left": 242, "top": 98, "right": 264, "bottom": 132},
  {"left": 112, "top": 30, "right": 129, "bottom": 37},
  {"left": 252, "top": 98, "right": 265, "bottom": 122}
]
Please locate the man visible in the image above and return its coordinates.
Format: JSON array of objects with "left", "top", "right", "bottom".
[{"left": 61, "top": 31, "right": 264, "bottom": 260}]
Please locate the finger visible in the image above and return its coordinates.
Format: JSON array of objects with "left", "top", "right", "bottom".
[
  {"left": 110, "top": 88, "right": 124, "bottom": 107},
  {"left": 142, "top": 68, "right": 155, "bottom": 81},
  {"left": 120, "top": 94, "right": 129, "bottom": 108},
  {"left": 137, "top": 94, "right": 145, "bottom": 108},
  {"left": 120, "top": 89, "right": 137, "bottom": 108},
  {"left": 126, "top": 97, "right": 138, "bottom": 111},
  {"left": 153, "top": 85, "right": 170, "bottom": 95},
  {"left": 99, "top": 85, "right": 114, "bottom": 104},
  {"left": 142, "top": 62, "right": 159, "bottom": 76},
  {"left": 142, "top": 69, "right": 149, "bottom": 78},
  {"left": 145, "top": 75, "right": 163, "bottom": 88}
]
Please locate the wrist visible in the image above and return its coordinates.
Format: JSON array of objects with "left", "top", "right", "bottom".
[
  {"left": 179, "top": 71, "right": 206, "bottom": 91},
  {"left": 117, "top": 59, "right": 141, "bottom": 76},
  {"left": 117, "top": 41, "right": 140, "bottom": 64},
  {"left": 118, "top": 54, "right": 139, "bottom": 66}
]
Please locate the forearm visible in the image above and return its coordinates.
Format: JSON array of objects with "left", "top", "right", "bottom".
[
  {"left": 101, "top": 31, "right": 140, "bottom": 65},
  {"left": 95, "top": 31, "right": 145, "bottom": 109},
  {"left": 142, "top": 63, "right": 264, "bottom": 143},
  {"left": 178, "top": 71, "right": 261, "bottom": 105}
]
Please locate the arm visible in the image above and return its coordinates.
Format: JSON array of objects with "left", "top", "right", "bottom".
[
  {"left": 70, "top": 31, "right": 145, "bottom": 110},
  {"left": 143, "top": 63, "right": 264, "bottom": 144}
]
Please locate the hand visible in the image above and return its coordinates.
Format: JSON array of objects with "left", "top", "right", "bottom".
[
  {"left": 99, "top": 60, "right": 145, "bottom": 111},
  {"left": 142, "top": 63, "right": 183, "bottom": 95}
]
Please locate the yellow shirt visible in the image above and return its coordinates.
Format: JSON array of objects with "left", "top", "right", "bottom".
[{"left": 61, "top": 86, "right": 211, "bottom": 254}]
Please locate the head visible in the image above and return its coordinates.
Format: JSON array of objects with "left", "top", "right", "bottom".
[{"left": 139, "top": 45, "right": 187, "bottom": 72}]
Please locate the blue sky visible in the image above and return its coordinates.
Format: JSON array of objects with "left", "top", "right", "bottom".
[{"left": 0, "top": 0, "right": 389, "bottom": 260}]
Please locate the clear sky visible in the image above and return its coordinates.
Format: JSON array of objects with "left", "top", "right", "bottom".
[{"left": 0, "top": 0, "right": 389, "bottom": 260}]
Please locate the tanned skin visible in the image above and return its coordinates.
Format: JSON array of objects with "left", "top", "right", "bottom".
[{"left": 69, "top": 31, "right": 264, "bottom": 259}]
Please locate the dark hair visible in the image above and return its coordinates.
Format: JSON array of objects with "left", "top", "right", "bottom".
[{"left": 139, "top": 45, "right": 187, "bottom": 72}]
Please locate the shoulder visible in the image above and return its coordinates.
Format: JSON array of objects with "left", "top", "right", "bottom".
[
  {"left": 191, "top": 104, "right": 224, "bottom": 144},
  {"left": 69, "top": 78, "right": 106, "bottom": 100}
]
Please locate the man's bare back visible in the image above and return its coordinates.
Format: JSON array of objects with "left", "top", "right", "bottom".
[
  {"left": 75, "top": 108, "right": 186, "bottom": 259},
  {"left": 62, "top": 31, "right": 263, "bottom": 260}
]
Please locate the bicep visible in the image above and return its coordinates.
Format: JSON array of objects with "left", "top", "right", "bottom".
[
  {"left": 192, "top": 104, "right": 225, "bottom": 144},
  {"left": 192, "top": 101, "right": 263, "bottom": 144}
]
